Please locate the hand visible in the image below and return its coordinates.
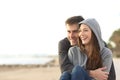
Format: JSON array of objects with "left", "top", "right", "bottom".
[{"left": 90, "top": 67, "right": 109, "bottom": 80}]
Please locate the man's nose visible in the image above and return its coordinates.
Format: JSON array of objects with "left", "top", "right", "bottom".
[{"left": 70, "top": 32, "right": 74, "bottom": 37}]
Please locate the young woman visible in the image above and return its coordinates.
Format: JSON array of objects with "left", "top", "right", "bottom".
[{"left": 60, "top": 18, "right": 113, "bottom": 80}]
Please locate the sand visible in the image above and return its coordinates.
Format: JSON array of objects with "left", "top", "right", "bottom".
[{"left": 0, "top": 57, "right": 119, "bottom": 80}]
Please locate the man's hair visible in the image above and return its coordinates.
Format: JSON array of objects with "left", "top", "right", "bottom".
[{"left": 65, "top": 16, "right": 84, "bottom": 25}]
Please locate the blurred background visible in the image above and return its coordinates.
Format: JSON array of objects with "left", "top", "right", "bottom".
[{"left": 0, "top": 0, "right": 120, "bottom": 80}]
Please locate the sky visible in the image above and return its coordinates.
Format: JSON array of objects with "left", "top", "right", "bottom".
[{"left": 0, "top": 0, "right": 120, "bottom": 56}]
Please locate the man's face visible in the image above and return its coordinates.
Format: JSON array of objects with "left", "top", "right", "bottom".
[{"left": 66, "top": 24, "right": 79, "bottom": 45}]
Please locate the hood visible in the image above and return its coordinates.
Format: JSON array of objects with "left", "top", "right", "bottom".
[{"left": 78, "top": 18, "right": 105, "bottom": 51}]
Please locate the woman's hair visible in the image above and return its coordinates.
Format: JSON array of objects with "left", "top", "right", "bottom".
[{"left": 78, "top": 31, "right": 103, "bottom": 70}]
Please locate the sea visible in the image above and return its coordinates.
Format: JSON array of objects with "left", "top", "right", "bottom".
[{"left": 0, "top": 54, "right": 55, "bottom": 65}]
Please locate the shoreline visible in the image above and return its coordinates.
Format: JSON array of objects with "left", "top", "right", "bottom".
[{"left": 0, "top": 57, "right": 119, "bottom": 80}]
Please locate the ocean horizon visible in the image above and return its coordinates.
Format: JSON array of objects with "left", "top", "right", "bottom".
[{"left": 0, "top": 54, "right": 56, "bottom": 65}]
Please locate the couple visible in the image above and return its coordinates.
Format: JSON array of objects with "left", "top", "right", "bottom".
[{"left": 58, "top": 16, "right": 116, "bottom": 80}]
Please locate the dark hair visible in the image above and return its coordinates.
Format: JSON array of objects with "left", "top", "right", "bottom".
[
  {"left": 65, "top": 16, "right": 84, "bottom": 25},
  {"left": 78, "top": 31, "right": 103, "bottom": 70}
]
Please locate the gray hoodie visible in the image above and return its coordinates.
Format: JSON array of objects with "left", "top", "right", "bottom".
[{"left": 68, "top": 18, "right": 112, "bottom": 73}]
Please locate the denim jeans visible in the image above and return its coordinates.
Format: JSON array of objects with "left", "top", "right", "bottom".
[{"left": 60, "top": 65, "right": 92, "bottom": 80}]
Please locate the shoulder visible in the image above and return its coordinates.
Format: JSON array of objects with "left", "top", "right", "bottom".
[
  {"left": 101, "top": 47, "right": 112, "bottom": 54},
  {"left": 101, "top": 47, "right": 112, "bottom": 58},
  {"left": 69, "top": 46, "right": 80, "bottom": 53},
  {"left": 68, "top": 46, "right": 80, "bottom": 57},
  {"left": 69, "top": 46, "right": 79, "bottom": 49},
  {"left": 58, "top": 37, "right": 71, "bottom": 53},
  {"left": 58, "top": 37, "right": 70, "bottom": 48},
  {"left": 59, "top": 37, "right": 69, "bottom": 45}
]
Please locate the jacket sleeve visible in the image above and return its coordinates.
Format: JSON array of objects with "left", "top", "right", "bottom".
[
  {"left": 102, "top": 48, "right": 112, "bottom": 72},
  {"left": 58, "top": 40, "right": 74, "bottom": 73}
]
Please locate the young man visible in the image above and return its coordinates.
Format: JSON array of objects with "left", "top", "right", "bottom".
[{"left": 58, "top": 16, "right": 116, "bottom": 80}]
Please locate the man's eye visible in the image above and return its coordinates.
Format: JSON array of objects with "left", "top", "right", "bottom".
[
  {"left": 67, "top": 31, "right": 70, "bottom": 33},
  {"left": 78, "top": 30, "right": 81, "bottom": 32},
  {"left": 84, "top": 30, "right": 88, "bottom": 31}
]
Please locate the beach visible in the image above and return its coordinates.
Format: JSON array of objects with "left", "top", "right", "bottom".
[{"left": 0, "top": 57, "right": 119, "bottom": 80}]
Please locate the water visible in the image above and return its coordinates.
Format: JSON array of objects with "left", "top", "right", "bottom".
[{"left": 0, "top": 55, "right": 54, "bottom": 65}]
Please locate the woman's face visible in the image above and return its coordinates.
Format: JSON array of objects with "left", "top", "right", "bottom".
[{"left": 79, "top": 24, "right": 92, "bottom": 45}]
